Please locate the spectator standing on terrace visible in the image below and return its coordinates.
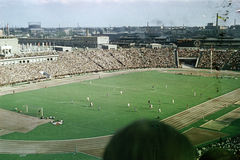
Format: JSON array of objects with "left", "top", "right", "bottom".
[{"left": 103, "top": 119, "right": 195, "bottom": 160}]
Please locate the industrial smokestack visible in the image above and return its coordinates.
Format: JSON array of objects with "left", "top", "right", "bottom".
[
  {"left": 147, "top": 22, "right": 149, "bottom": 34},
  {"left": 7, "top": 23, "right": 9, "bottom": 36},
  {"left": 86, "top": 28, "right": 89, "bottom": 36},
  {"left": 216, "top": 13, "right": 218, "bottom": 37}
]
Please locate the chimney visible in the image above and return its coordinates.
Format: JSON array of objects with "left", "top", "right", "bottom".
[
  {"left": 86, "top": 28, "right": 89, "bottom": 36},
  {"left": 7, "top": 23, "right": 9, "bottom": 36},
  {"left": 216, "top": 13, "right": 219, "bottom": 37},
  {"left": 147, "top": 22, "right": 149, "bottom": 34}
]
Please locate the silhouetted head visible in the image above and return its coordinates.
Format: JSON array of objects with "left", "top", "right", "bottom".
[
  {"left": 104, "top": 119, "right": 195, "bottom": 160},
  {"left": 199, "top": 148, "right": 237, "bottom": 160}
]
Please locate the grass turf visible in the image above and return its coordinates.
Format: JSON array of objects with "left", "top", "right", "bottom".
[{"left": 0, "top": 70, "right": 240, "bottom": 141}]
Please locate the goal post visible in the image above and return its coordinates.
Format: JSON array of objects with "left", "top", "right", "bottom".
[{"left": 21, "top": 105, "right": 43, "bottom": 117}]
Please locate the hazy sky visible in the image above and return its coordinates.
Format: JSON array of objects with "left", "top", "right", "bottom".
[{"left": 0, "top": 0, "right": 239, "bottom": 28}]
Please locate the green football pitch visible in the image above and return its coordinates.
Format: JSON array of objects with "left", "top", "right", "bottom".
[{"left": 0, "top": 70, "right": 240, "bottom": 141}]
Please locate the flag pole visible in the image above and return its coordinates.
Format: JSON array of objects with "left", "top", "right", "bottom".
[{"left": 211, "top": 45, "right": 212, "bottom": 73}]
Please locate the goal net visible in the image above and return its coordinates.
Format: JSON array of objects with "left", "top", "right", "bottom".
[{"left": 21, "top": 105, "right": 43, "bottom": 117}]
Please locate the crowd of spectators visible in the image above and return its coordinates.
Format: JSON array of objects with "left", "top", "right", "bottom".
[
  {"left": 178, "top": 48, "right": 200, "bottom": 57},
  {"left": 0, "top": 48, "right": 239, "bottom": 86},
  {"left": 110, "top": 48, "right": 144, "bottom": 68},
  {"left": 0, "top": 48, "right": 175, "bottom": 86},
  {"left": 84, "top": 50, "right": 122, "bottom": 70},
  {"left": 142, "top": 48, "right": 175, "bottom": 68},
  {"left": 225, "top": 51, "right": 240, "bottom": 71},
  {"left": 196, "top": 136, "right": 240, "bottom": 159},
  {"left": 197, "top": 50, "right": 235, "bottom": 69},
  {"left": 177, "top": 48, "right": 239, "bottom": 70},
  {"left": 0, "top": 64, "right": 45, "bottom": 85}
]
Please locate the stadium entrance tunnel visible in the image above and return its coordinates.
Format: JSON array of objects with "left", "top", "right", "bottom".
[{"left": 178, "top": 57, "right": 199, "bottom": 68}]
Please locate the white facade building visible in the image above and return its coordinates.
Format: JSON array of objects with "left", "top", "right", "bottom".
[{"left": 0, "top": 36, "right": 18, "bottom": 57}]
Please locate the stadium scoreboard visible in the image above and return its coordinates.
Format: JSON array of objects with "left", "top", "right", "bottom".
[{"left": 177, "top": 39, "right": 201, "bottom": 47}]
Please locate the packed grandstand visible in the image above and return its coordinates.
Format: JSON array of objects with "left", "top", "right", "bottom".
[{"left": 0, "top": 48, "right": 239, "bottom": 86}]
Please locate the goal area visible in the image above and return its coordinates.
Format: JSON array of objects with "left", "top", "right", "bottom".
[{"left": 21, "top": 105, "right": 43, "bottom": 117}]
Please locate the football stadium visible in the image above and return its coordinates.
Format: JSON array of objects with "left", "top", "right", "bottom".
[{"left": 0, "top": 48, "right": 240, "bottom": 159}]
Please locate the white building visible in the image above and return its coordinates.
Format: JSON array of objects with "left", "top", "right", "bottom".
[
  {"left": 0, "top": 36, "right": 18, "bottom": 57},
  {"left": 54, "top": 46, "right": 72, "bottom": 52},
  {"left": 102, "top": 44, "right": 117, "bottom": 50},
  {"left": 73, "top": 36, "right": 109, "bottom": 48},
  {"left": 19, "top": 36, "right": 110, "bottom": 49},
  {"left": 150, "top": 43, "right": 161, "bottom": 49}
]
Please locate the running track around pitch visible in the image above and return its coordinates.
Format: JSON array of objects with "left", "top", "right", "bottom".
[
  {"left": 0, "top": 69, "right": 240, "bottom": 157},
  {"left": 161, "top": 88, "right": 240, "bottom": 130}
]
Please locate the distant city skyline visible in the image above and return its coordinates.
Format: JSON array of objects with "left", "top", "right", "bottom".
[{"left": 0, "top": 0, "right": 239, "bottom": 28}]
